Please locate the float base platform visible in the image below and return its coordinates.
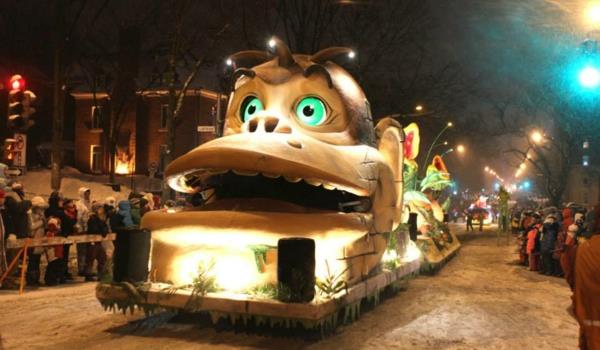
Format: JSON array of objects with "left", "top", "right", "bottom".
[
  {"left": 96, "top": 259, "right": 419, "bottom": 332},
  {"left": 417, "top": 231, "right": 461, "bottom": 274}
]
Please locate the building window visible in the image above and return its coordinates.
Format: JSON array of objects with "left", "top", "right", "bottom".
[
  {"left": 583, "top": 140, "right": 589, "bottom": 149},
  {"left": 583, "top": 177, "right": 589, "bottom": 186},
  {"left": 160, "top": 104, "right": 170, "bottom": 130},
  {"left": 90, "top": 145, "right": 102, "bottom": 173},
  {"left": 91, "top": 106, "right": 103, "bottom": 130},
  {"left": 583, "top": 155, "right": 590, "bottom": 167}
]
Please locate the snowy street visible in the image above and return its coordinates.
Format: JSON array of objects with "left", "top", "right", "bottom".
[{"left": 0, "top": 224, "right": 578, "bottom": 350}]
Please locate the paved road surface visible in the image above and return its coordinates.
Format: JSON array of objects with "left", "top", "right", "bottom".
[{"left": 0, "top": 225, "right": 578, "bottom": 349}]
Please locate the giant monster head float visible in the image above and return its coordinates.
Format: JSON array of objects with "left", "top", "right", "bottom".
[{"left": 142, "top": 38, "right": 409, "bottom": 292}]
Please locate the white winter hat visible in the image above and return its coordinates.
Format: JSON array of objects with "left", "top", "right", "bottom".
[
  {"left": 31, "top": 196, "right": 48, "bottom": 208},
  {"left": 575, "top": 213, "right": 584, "bottom": 222},
  {"left": 104, "top": 196, "right": 116, "bottom": 208}
]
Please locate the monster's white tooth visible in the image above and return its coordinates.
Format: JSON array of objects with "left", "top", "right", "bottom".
[
  {"left": 262, "top": 172, "right": 281, "bottom": 179},
  {"left": 233, "top": 169, "right": 259, "bottom": 176},
  {"left": 305, "top": 178, "right": 322, "bottom": 187},
  {"left": 284, "top": 176, "right": 302, "bottom": 183},
  {"left": 208, "top": 169, "right": 228, "bottom": 175},
  {"left": 322, "top": 183, "right": 336, "bottom": 190}
]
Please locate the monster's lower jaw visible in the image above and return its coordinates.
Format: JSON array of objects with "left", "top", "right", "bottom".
[{"left": 142, "top": 172, "right": 382, "bottom": 293}]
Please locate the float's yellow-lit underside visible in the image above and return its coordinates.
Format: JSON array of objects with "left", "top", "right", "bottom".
[{"left": 142, "top": 209, "right": 384, "bottom": 292}]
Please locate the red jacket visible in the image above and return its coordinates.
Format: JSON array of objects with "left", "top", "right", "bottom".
[
  {"left": 527, "top": 224, "right": 541, "bottom": 254},
  {"left": 46, "top": 224, "right": 63, "bottom": 259}
]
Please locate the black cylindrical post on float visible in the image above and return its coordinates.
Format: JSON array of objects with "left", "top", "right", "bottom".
[
  {"left": 408, "top": 212, "right": 418, "bottom": 241},
  {"left": 113, "top": 228, "right": 151, "bottom": 283},
  {"left": 277, "top": 237, "right": 315, "bottom": 303}
]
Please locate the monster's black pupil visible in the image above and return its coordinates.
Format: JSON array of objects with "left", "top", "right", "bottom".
[
  {"left": 248, "top": 105, "right": 256, "bottom": 114},
  {"left": 303, "top": 105, "right": 314, "bottom": 116}
]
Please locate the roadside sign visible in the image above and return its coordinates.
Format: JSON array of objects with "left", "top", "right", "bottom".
[
  {"left": 5, "top": 168, "right": 22, "bottom": 176},
  {"left": 197, "top": 125, "right": 215, "bottom": 133},
  {"left": 13, "top": 133, "right": 26, "bottom": 167}
]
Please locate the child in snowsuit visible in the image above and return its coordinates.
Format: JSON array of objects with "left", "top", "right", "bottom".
[
  {"left": 26, "top": 196, "right": 48, "bottom": 286},
  {"left": 44, "top": 218, "right": 64, "bottom": 286},
  {"left": 85, "top": 202, "right": 108, "bottom": 281},
  {"left": 527, "top": 214, "right": 542, "bottom": 271},
  {"left": 540, "top": 213, "right": 560, "bottom": 276}
]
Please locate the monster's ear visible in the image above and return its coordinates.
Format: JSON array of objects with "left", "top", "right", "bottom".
[{"left": 374, "top": 117, "right": 405, "bottom": 229}]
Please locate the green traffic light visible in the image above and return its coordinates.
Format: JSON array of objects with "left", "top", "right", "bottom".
[{"left": 578, "top": 66, "right": 600, "bottom": 88}]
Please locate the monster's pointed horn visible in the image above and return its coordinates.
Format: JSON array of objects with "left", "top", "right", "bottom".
[
  {"left": 227, "top": 50, "right": 270, "bottom": 68},
  {"left": 268, "top": 37, "right": 295, "bottom": 67},
  {"left": 310, "top": 47, "right": 354, "bottom": 64}
]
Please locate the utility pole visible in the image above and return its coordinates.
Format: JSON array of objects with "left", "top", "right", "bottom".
[{"left": 51, "top": 0, "right": 65, "bottom": 191}]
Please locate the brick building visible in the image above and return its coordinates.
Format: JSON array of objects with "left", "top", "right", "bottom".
[{"left": 71, "top": 89, "right": 226, "bottom": 176}]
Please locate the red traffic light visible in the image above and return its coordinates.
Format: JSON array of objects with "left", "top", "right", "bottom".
[{"left": 9, "top": 74, "right": 25, "bottom": 91}]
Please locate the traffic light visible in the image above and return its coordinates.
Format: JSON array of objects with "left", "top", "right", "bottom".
[
  {"left": 578, "top": 66, "right": 600, "bottom": 88},
  {"left": 7, "top": 74, "right": 36, "bottom": 132}
]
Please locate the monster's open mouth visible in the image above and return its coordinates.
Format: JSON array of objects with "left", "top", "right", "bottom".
[{"left": 181, "top": 171, "right": 371, "bottom": 213}]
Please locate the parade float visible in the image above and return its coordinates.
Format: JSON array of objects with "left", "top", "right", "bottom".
[
  {"left": 96, "top": 38, "right": 421, "bottom": 334},
  {"left": 401, "top": 124, "right": 460, "bottom": 274}
]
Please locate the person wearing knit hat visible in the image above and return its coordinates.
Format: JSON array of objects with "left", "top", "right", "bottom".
[
  {"left": 540, "top": 213, "right": 560, "bottom": 276},
  {"left": 572, "top": 202, "right": 600, "bottom": 350},
  {"left": 0, "top": 188, "right": 8, "bottom": 271},
  {"left": 526, "top": 214, "right": 543, "bottom": 272},
  {"left": 104, "top": 196, "right": 116, "bottom": 209},
  {"left": 26, "top": 196, "right": 48, "bottom": 286},
  {"left": 129, "top": 197, "right": 141, "bottom": 226},
  {"left": 44, "top": 217, "right": 64, "bottom": 286},
  {"left": 84, "top": 201, "right": 108, "bottom": 281}
]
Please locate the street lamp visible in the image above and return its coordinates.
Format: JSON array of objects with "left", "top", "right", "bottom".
[
  {"left": 586, "top": 3, "right": 600, "bottom": 26},
  {"left": 423, "top": 121, "right": 454, "bottom": 167},
  {"left": 531, "top": 130, "right": 544, "bottom": 144},
  {"left": 484, "top": 166, "right": 490, "bottom": 172},
  {"left": 415, "top": 104, "right": 423, "bottom": 112},
  {"left": 456, "top": 144, "right": 465, "bottom": 154}
]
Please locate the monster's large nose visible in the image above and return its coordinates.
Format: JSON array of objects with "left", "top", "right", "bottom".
[{"left": 245, "top": 114, "right": 292, "bottom": 134}]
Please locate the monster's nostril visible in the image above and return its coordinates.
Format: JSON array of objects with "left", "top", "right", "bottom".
[
  {"left": 248, "top": 119, "right": 258, "bottom": 133},
  {"left": 264, "top": 118, "right": 279, "bottom": 133}
]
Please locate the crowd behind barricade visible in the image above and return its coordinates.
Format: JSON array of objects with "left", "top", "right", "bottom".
[
  {"left": 0, "top": 183, "right": 161, "bottom": 288},
  {"left": 512, "top": 204, "right": 595, "bottom": 281},
  {"left": 512, "top": 203, "right": 600, "bottom": 350}
]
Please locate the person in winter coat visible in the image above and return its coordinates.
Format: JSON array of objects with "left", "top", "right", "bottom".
[
  {"left": 85, "top": 202, "right": 108, "bottom": 281},
  {"left": 142, "top": 193, "right": 154, "bottom": 214},
  {"left": 572, "top": 204, "right": 600, "bottom": 350},
  {"left": 45, "top": 191, "right": 65, "bottom": 221},
  {"left": 562, "top": 222, "right": 580, "bottom": 290},
  {"left": 115, "top": 200, "right": 134, "bottom": 229},
  {"left": 4, "top": 192, "right": 32, "bottom": 239},
  {"left": 539, "top": 213, "right": 560, "bottom": 276},
  {"left": 75, "top": 187, "right": 92, "bottom": 276},
  {"left": 527, "top": 214, "right": 542, "bottom": 271},
  {"left": 563, "top": 207, "right": 574, "bottom": 235},
  {"left": 10, "top": 182, "right": 25, "bottom": 201},
  {"left": 0, "top": 188, "right": 11, "bottom": 272},
  {"left": 61, "top": 199, "right": 79, "bottom": 280},
  {"left": 129, "top": 197, "right": 141, "bottom": 226},
  {"left": 44, "top": 217, "right": 64, "bottom": 286},
  {"left": 26, "top": 196, "right": 48, "bottom": 286}
]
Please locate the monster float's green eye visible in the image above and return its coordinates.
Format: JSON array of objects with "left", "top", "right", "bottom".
[
  {"left": 240, "top": 96, "right": 264, "bottom": 122},
  {"left": 296, "top": 97, "right": 327, "bottom": 126}
]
